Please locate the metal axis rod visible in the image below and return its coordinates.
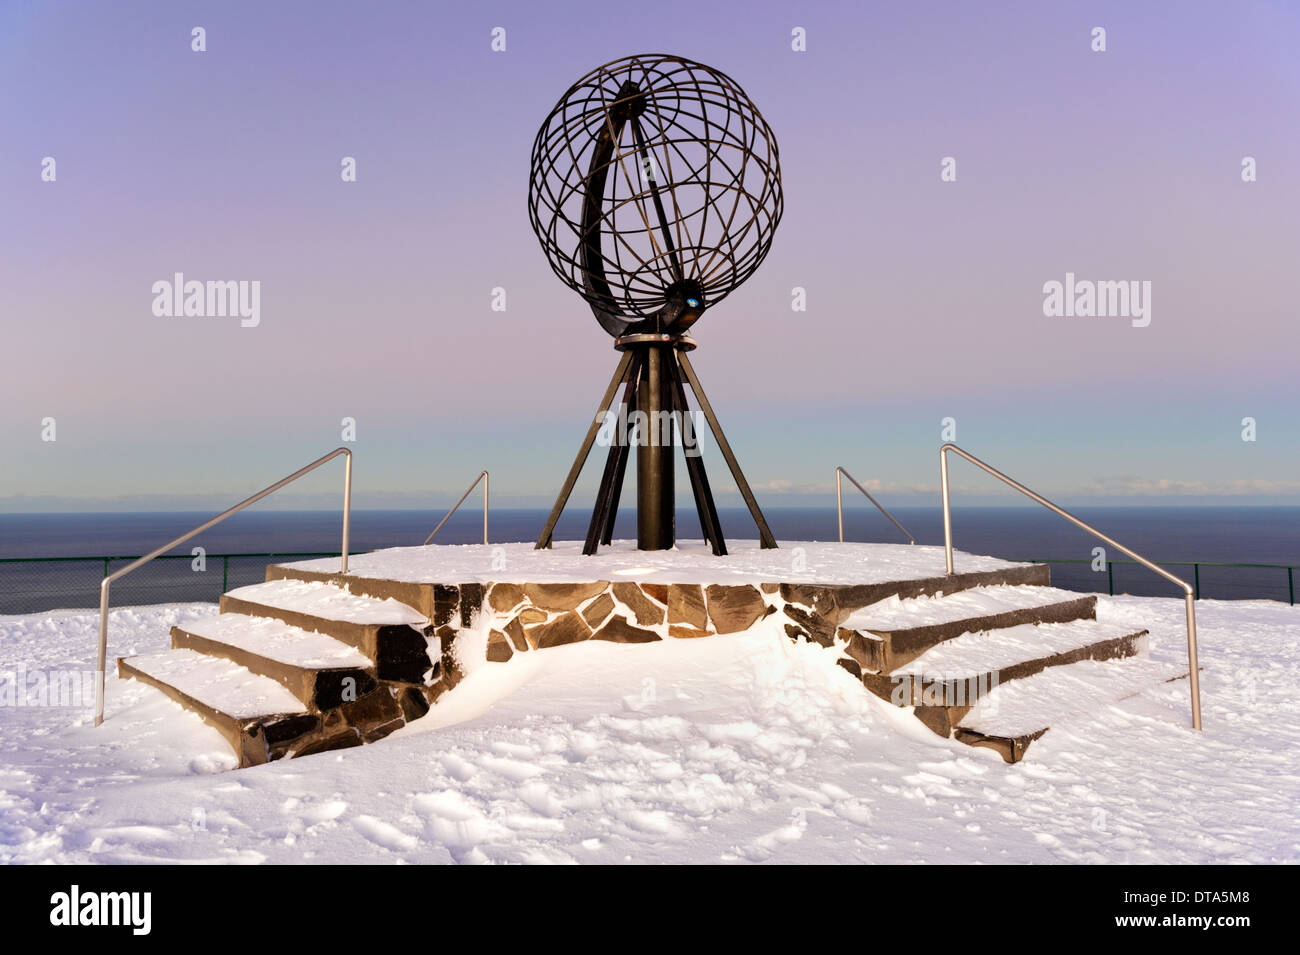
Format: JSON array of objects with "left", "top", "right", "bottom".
[
  {"left": 630, "top": 115, "right": 684, "bottom": 283},
  {"left": 676, "top": 350, "right": 777, "bottom": 549},
  {"left": 423, "top": 470, "right": 490, "bottom": 546},
  {"left": 939, "top": 443, "right": 1202, "bottom": 731},
  {"left": 95, "top": 447, "right": 353, "bottom": 727},
  {"left": 835, "top": 466, "right": 914, "bottom": 544},
  {"left": 536, "top": 350, "right": 634, "bottom": 549}
]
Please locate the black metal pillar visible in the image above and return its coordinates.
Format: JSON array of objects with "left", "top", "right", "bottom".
[{"left": 636, "top": 344, "right": 675, "bottom": 549}]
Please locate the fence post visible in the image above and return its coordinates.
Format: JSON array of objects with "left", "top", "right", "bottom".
[
  {"left": 1194, "top": 563, "right": 1200, "bottom": 600},
  {"left": 103, "top": 557, "right": 109, "bottom": 579},
  {"left": 1107, "top": 561, "right": 1114, "bottom": 595},
  {"left": 1290, "top": 566, "right": 1294, "bottom": 607},
  {"left": 222, "top": 555, "right": 229, "bottom": 595}
]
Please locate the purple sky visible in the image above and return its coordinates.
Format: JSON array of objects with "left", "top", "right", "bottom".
[{"left": 2, "top": 0, "right": 1298, "bottom": 511}]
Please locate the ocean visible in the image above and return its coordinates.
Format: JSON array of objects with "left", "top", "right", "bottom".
[{"left": 1, "top": 506, "right": 1297, "bottom": 614}]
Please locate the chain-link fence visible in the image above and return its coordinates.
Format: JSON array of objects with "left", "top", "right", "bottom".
[{"left": 0, "top": 553, "right": 341, "bottom": 615}]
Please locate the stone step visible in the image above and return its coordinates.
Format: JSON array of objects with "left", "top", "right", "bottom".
[
  {"left": 118, "top": 649, "right": 322, "bottom": 767},
  {"left": 265, "top": 561, "right": 450, "bottom": 623},
  {"left": 837, "top": 585, "right": 1097, "bottom": 673},
  {"left": 220, "top": 579, "right": 432, "bottom": 684},
  {"left": 953, "top": 656, "right": 1191, "bottom": 763},
  {"left": 171, "top": 613, "right": 377, "bottom": 710},
  {"left": 862, "top": 620, "right": 1149, "bottom": 736}
]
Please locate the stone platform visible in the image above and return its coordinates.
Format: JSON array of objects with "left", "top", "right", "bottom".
[
  {"left": 117, "top": 541, "right": 1179, "bottom": 766},
  {"left": 271, "top": 541, "right": 1045, "bottom": 664}
]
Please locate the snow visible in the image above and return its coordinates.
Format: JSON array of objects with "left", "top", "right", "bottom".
[
  {"left": 892, "top": 619, "right": 1145, "bottom": 678},
  {"left": 958, "top": 656, "right": 1186, "bottom": 739},
  {"left": 123, "top": 649, "right": 307, "bottom": 719},
  {"left": 279, "top": 540, "right": 1021, "bottom": 586},
  {"left": 1, "top": 592, "right": 1298, "bottom": 863},
  {"left": 225, "top": 579, "right": 428, "bottom": 627},
  {"left": 177, "top": 614, "right": 371, "bottom": 670},
  {"left": 842, "top": 584, "right": 1085, "bottom": 631}
]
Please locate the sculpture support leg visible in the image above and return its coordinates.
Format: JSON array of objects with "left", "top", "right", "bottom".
[
  {"left": 676, "top": 350, "right": 778, "bottom": 549},
  {"left": 536, "top": 350, "right": 634, "bottom": 549},
  {"left": 585, "top": 352, "right": 642, "bottom": 554},
  {"left": 600, "top": 410, "right": 633, "bottom": 547},
  {"left": 668, "top": 350, "right": 726, "bottom": 556}
]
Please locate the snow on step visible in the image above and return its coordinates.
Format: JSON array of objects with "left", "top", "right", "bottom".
[
  {"left": 226, "top": 579, "right": 427, "bottom": 627},
  {"left": 957, "top": 657, "right": 1187, "bottom": 740},
  {"left": 893, "top": 619, "right": 1144, "bottom": 679},
  {"left": 178, "top": 613, "right": 372, "bottom": 670},
  {"left": 841, "top": 584, "right": 1085, "bottom": 632},
  {"left": 125, "top": 649, "right": 307, "bottom": 718}
]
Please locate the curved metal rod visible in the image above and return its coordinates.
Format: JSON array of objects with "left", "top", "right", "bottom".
[
  {"left": 835, "top": 466, "right": 914, "bottom": 544},
  {"left": 423, "top": 471, "right": 489, "bottom": 546},
  {"left": 939, "top": 443, "right": 1201, "bottom": 731},
  {"left": 95, "top": 447, "right": 353, "bottom": 727}
]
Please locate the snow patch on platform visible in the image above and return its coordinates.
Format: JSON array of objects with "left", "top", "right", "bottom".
[{"left": 279, "top": 540, "right": 1021, "bottom": 586}]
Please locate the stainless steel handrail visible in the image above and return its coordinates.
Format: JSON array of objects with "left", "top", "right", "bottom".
[
  {"left": 939, "top": 443, "right": 1202, "bottom": 730},
  {"left": 423, "top": 471, "right": 489, "bottom": 545},
  {"left": 836, "top": 467, "right": 914, "bottom": 544},
  {"left": 94, "top": 447, "right": 353, "bottom": 727}
]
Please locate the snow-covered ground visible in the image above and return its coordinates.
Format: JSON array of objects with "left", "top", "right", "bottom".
[{"left": 1, "top": 593, "right": 1297, "bottom": 864}]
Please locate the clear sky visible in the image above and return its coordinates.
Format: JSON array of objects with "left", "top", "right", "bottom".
[{"left": 1, "top": 0, "right": 1297, "bottom": 511}]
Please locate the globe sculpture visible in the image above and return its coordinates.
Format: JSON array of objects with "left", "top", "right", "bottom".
[{"left": 529, "top": 54, "right": 782, "bottom": 556}]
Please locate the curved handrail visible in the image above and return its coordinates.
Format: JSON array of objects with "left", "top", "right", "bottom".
[
  {"left": 939, "top": 443, "right": 1202, "bottom": 730},
  {"left": 835, "top": 466, "right": 914, "bottom": 544},
  {"left": 94, "top": 447, "right": 353, "bottom": 727},
  {"left": 423, "top": 471, "right": 489, "bottom": 545}
]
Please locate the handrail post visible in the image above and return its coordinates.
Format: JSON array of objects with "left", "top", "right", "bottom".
[
  {"left": 341, "top": 449, "right": 352, "bottom": 574},
  {"left": 94, "top": 579, "right": 109, "bottom": 726},
  {"left": 940, "top": 449, "right": 953, "bottom": 575},
  {"left": 836, "top": 469, "right": 844, "bottom": 542},
  {"left": 483, "top": 470, "right": 490, "bottom": 545},
  {"left": 94, "top": 447, "right": 353, "bottom": 728},
  {"left": 939, "top": 443, "right": 1201, "bottom": 731},
  {"left": 1184, "top": 593, "right": 1202, "bottom": 730}
]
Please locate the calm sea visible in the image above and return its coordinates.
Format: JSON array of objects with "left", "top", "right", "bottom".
[{"left": 1, "top": 506, "right": 1297, "bottom": 613}]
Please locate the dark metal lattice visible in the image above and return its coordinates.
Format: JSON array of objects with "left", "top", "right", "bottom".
[{"left": 528, "top": 53, "right": 783, "bottom": 337}]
